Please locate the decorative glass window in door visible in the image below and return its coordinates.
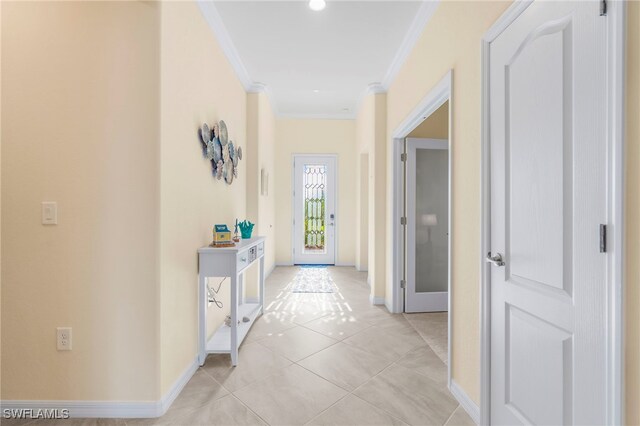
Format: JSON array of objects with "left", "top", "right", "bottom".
[{"left": 303, "top": 165, "right": 326, "bottom": 253}]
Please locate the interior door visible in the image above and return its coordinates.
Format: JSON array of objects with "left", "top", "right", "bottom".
[
  {"left": 406, "top": 138, "right": 449, "bottom": 313},
  {"left": 293, "top": 155, "right": 336, "bottom": 265},
  {"left": 489, "top": 1, "right": 608, "bottom": 424}
]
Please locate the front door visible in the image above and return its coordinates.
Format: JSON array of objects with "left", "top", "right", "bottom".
[
  {"left": 489, "top": 1, "right": 608, "bottom": 424},
  {"left": 405, "top": 138, "right": 449, "bottom": 313},
  {"left": 293, "top": 155, "right": 336, "bottom": 265}
]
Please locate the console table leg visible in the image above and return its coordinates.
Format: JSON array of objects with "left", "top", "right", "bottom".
[
  {"left": 198, "top": 274, "right": 207, "bottom": 366},
  {"left": 230, "top": 273, "right": 239, "bottom": 366}
]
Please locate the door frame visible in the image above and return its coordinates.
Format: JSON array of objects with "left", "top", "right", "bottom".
[
  {"left": 391, "top": 70, "right": 453, "bottom": 386},
  {"left": 291, "top": 153, "right": 339, "bottom": 265},
  {"left": 405, "top": 137, "right": 450, "bottom": 314},
  {"left": 479, "top": 1, "right": 626, "bottom": 425}
]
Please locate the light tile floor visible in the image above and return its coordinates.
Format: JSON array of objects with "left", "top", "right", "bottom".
[{"left": 7, "top": 267, "right": 474, "bottom": 426}]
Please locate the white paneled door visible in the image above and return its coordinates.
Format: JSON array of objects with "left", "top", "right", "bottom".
[
  {"left": 405, "top": 138, "right": 449, "bottom": 313},
  {"left": 489, "top": 1, "right": 608, "bottom": 424},
  {"left": 293, "top": 155, "right": 336, "bottom": 265}
]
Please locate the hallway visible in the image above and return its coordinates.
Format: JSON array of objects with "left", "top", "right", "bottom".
[{"left": 132, "top": 267, "right": 474, "bottom": 426}]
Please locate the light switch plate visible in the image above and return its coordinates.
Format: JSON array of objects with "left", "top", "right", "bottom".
[{"left": 42, "top": 202, "right": 58, "bottom": 225}]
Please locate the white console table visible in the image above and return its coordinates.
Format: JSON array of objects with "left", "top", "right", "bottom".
[{"left": 198, "top": 236, "right": 265, "bottom": 366}]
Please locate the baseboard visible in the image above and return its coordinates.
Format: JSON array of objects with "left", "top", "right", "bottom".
[
  {"left": 245, "top": 297, "right": 260, "bottom": 304},
  {"left": 275, "top": 262, "right": 294, "bottom": 266},
  {"left": 449, "top": 379, "right": 480, "bottom": 425},
  {"left": 0, "top": 357, "right": 199, "bottom": 419},
  {"left": 369, "top": 294, "right": 385, "bottom": 306},
  {"left": 159, "top": 356, "right": 199, "bottom": 416},
  {"left": 334, "top": 263, "right": 355, "bottom": 267}
]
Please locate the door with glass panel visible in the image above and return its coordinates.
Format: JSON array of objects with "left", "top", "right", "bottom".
[
  {"left": 293, "top": 155, "right": 336, "bottom": 265},
  {"left": 405, "top": 138, "right": 449, "bottom": 313}
]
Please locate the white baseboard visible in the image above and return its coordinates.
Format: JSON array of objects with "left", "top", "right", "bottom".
[
  {"left": 449, "top": 379, "right": 480, "bottom": 425},
  {"left": 0, "top": 357, "right": 199, "bottom": 419},
  {"left": 369, "top": 294, "right": 385, "bottom": 305},
  {"left": 245, "top": 297, "right": 260, "bottom": 304},
  {"left": 275, "top": 262, "right": 294, "bottom": 267},
  {"left": 334, "top": 263, "right": 355, "bottom": 267},
  {"left": 159, "top": 356, "right": 199, "bottom": 416}
]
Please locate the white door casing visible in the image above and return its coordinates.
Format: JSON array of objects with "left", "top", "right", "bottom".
[
  {"left": 488, "top": 2, "right": 612, "bottom": 424},
  {"left": 406, "top": 138, "right": 450, "bottom": 313},
  {"left": 293, "top": 155, "right": 336, "bottom": 265}
]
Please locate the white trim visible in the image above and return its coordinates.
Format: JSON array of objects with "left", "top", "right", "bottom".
[
  {"left": 450, "top": 380, "right": 480, "bottom": 425},
  {"left": 276, "top": 262, "right": 294, "bottom": 267},
  {"left": 277, "top": 112, "right": 355, "bottom": 120},
  {"left": 0, "top": 357, "right": 199, "bottom": 418},
  {"left": 198, "top": 0, "right": 439, "bottom": 121},
  {"left": 369, "top": 294, "right": 385, "bottom": 306},
  {"left": 606, "top": 1, "right": 626, "bottom": 424},
  {"left": 158, "top": 357, "right": 199, "bottom": 415},
  {"left": 380, "top": 1, "right": 440, "bottom": 90},
  {"left": 197, "top": 1, "right": 253, "bottom": 90},
  {"left": 334, "top": 263, "right": 355, "bottom": 267},
  {"left": 390, "top": 69, "right": 453, "bottom": 386},
  {"left": 479, "top": 1, "right": 625, "bottom": 425}
]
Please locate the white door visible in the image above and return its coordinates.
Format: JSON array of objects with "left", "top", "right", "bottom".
[
  {"left": 406, "top": 138, "right": 449, "bottom": 313},
  {"left": 293, "top": 155, "right": 336, "bottom": 265},
  {"left": 489, "top": 1, "right": 608, "bottom": 424}
]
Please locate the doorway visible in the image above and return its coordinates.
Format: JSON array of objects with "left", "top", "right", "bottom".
[
  {"left": 481, "top": 0, "right": 625, "bottom": 424},
  {"left": 405, "top": 137, "right": 449, "bottom": 313},
  {"left": 292, "top": 155, "right": 337, "bottom": 265}
]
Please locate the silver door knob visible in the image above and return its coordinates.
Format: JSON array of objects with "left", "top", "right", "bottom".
[{"left": 486, "top": 252, "right": 505, "bottom": 267}]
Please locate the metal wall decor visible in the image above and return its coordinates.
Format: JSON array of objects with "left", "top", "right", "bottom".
[{"left": 199, "top": 120, "right": 242, "bottom": 184}]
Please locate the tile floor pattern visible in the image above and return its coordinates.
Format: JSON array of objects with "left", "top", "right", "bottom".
[{"left": 5, "top": 267, "right": 475, "bottom": 426}]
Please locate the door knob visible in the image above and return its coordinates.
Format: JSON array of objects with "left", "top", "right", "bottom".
[{"left": 486, "top": 252, "right": 505, "bottom": 267}]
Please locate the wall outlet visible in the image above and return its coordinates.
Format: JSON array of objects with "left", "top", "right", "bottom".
[{"left": 57, "top": 327, "right": 72, "bottom": 351}]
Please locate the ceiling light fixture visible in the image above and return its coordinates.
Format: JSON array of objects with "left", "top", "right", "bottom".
[
  {"left": 309, "top": 0, "right": 326, "bottom": 11},
  {"left": 313, "top": 89, "right": 320, "bottom": 93}
]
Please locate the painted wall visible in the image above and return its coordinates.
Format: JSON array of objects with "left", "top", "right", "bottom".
[
  {"left": 355, "top": 96, "right": 374, "bottom": 280},
  {"left": 1, "top": 1, "right": 161, "bottom": 400},
  {"left": 625, "top": 2, "right": 640, "bottom": 424},
  {"left": 159, "top": 1, "right": 269, "bottom": 394},
  {"left": 408, "top": 101, "right": 449, "bottom": 139},
  {"left": 356, "top": 152, "right": 369, "bottom": 272},
  {"left": 385, "top": 0, "right": 510, "bottom": 405},
  {"left": 274, "top": 119, "right": 356, "bottom": 266}
]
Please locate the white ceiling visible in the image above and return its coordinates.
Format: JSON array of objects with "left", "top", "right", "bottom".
[{"left": 202, "top": 1, "right": 435, "bottom": 119}]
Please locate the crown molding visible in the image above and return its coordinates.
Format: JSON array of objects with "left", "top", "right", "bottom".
[
  {"left": 380, "top": 0, "right": 440, "bottom": 90},
  {"left": 198, "top": 0, "right": 439, "bottom": 120},
  {"left": 277, "top": 112, "right": 356, "bottom": 120},
  {"left": 197, "top": 1, "right": 254, "bottom": 90}
]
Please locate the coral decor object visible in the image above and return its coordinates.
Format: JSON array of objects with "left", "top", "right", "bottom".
[{"left": 199, "top": 120, "right": 242, "bottom": 184}]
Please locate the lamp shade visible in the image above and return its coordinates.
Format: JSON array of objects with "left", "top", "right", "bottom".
[{"left": 421, "top": 214, "right": 438, "bottom": 227}]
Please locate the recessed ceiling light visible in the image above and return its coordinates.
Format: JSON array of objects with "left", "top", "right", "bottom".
[
  {"left": 309, "top": 0, "right": 326, "bottom": 11},
  {"left": 313, "top": 89, "right": 320, "bottom": 93}
]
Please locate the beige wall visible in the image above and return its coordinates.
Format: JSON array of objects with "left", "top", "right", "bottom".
[
  {"left": 356, "top": 152, "right": 369, "bottom": 272},
  {"left": 274, "top": 119, "right": 356, "bottom": 266},
  {"left": 1, "top": 1, "right": 161, "bottom": 400},
  {"left": 625, "top": 2, "right": 640, "bottom": 424},
  {"left": 247, "top": 92, "right": 277, "bottom": 275},
  {"left": 385, "top": 0, "right": 511, "bottom": 404},
  {"left": 408, "top": 101, "right": 449, "bottom": 139},
  {"left": 159, "top": 2, "right": 276, "bottom": 394}
]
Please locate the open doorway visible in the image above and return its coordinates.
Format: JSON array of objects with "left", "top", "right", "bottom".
[
  {"left": 405, "top": 101, "right": 450, "bottom": 313},
  {"left": 391, "top": 70, "right": 453, "bottom": 387}
]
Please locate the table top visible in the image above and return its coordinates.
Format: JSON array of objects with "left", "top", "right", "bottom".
[{"left": 198, "top": 236, "right": 265, "bottom": 254}]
